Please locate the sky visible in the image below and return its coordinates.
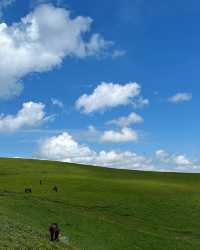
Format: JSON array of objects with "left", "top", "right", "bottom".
[{"left": 0, "top": 0, "right": 200, "bottom": 172}]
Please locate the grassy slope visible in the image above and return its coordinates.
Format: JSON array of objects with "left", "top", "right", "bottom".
[{"left": 1, "top": 158, "right": 200, "bottom": 249}]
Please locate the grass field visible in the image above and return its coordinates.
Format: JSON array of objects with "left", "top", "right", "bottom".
[{"left": 1, "top": 158, "right": 200, "bottom": 249}]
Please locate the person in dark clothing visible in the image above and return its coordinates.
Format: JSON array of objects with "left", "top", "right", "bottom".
[
  {"left": 55, "top": 229, "right": 59, "bottom": 241},
  {"left": 40, "top": 180, "right": 42, "bottom": 185},
  {"left": 49, "top": 223, "right": 60, "bottom": 241}
]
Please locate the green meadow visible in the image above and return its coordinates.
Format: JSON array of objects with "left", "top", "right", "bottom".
[{"left": 0, "top": 157, "right": 200, "bottom": 249}]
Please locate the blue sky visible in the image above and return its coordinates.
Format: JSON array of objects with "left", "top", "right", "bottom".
[{"left": 0, "top": 0, "right": 199, "bottom": 172}]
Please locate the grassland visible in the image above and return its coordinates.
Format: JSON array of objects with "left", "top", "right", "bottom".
[{"left": 1, "top": 158, "right": 200, "bottom": 249}]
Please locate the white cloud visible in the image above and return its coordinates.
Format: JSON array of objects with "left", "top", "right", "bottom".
[
  {"left": 107, "top": 112, "right": 143, "bottom": 127},
  {"left": 37, "top": 132, "right": 153, "bottom": 170},
  {"left": 101, "top": 127, "right": 138, "bottom": 143},
  {"left": 51, "top": 98, "right": 64, "bottom": 108},
  {"left": 76, "top": 82, "right": 148, "bottom": 113},
  {"left": 173, "top": 155, "right": 192, "bottom": 166},
  {"left": 36, "top": 133, "right": 200, "bottom": 172},
  {"left": 0, "top": 4, "right": 111, "bottom": 99},
  {"left": 0, "top": 101, "right": 48, "bottom": 132},
  {"left": 168, "top": 92, "right": 192, "bottom": 104},
  {"left": 155, "top": 149, "right": 170, "bottom": 163},
  {"left": 38, "top": 132, "right": 95, "bottom": 163},
  {"left": 96, "top": 150, "right": 153, "bottom": 169},
  {"left": 156, "top": 149, "right": 194, "bottom": 168}
]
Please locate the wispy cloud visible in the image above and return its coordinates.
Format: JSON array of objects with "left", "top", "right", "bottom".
[
  {"left": 168, "top": 92, "right": 192, "bottom": 104},
  {"left": 51, "top": 98, "right": 64, "bottom": 109},
  {"left": 107, "top": 112, "right": 143, "bottom": 127},
  {"left": 112, "top": 49, "right": 126, "bottom": 59},
  {"left": 0, "top": 0, "right": 15, "bottom": 19}
]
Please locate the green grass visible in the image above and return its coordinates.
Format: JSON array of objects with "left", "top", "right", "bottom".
[{"left": 1, "top": 158, "right": 200, "bottom": 249}]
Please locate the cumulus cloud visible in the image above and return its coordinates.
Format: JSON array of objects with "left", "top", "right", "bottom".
[
  {"left": 37, "top": 132, "right": 153, "bottom": 170},
  {"left": 0, "top": 101, "right": 48, "bottom": 132},
  {"left": 0, "top": 4, "right": 111, "bottom": 99},
  {"left": 107, "top": 112, "right": 143, "bottom": 127},
  {"left": 96, "top": 150, "right": 152, "bottom": 169},
  {"left": 36, "top": 133, "right": 200, "bottom": 172},
  {"left": 155, "top": 150, "right": 170, "bottom": 163},
  {"left": 173, "top": 155, "right": 192, "bottom": 166},
  {"left": 154, "top": 149, "right": 200, "bottom": 172},
  {"left": 38, "top": 132, "right": 95, "bottom": 163},
  {"left": 155, "top": 149, "right": 195, "bottom": 170},
  {"left": 168, "top": 93, "right": 192, "bottom": 104},
  {"left": 76, "top": 82, "right": 148, "bottom": 113},
  {"left": 101, "top": 127, "right": 139, "bottom": 143}
]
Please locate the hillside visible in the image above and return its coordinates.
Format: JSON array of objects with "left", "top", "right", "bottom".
[{"left": 0, "top": 158, "right": 200, "bottom": 249}]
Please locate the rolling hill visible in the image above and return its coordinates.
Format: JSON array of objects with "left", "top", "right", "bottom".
[{"left": 0, "top": 158, "right": 200, "bottom": 249}]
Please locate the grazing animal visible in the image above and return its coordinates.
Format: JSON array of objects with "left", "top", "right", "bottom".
[
  {"left": 25, "top": 188, "right": 32, "bottom": 193},
  {"left": 52, "top": 186, "right": 58, "bottom": 192},
  {"left": 49, "top": 223, "right": 60, "bottom": 241}
]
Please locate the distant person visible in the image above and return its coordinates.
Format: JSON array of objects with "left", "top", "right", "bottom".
[
  {"left": 40, "top": 180, "right": 42, "bottom": 185},
  {"left": 49, "top": 223, "right": 60, "bottom": 241}
]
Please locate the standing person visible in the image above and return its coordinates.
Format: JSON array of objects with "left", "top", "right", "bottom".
[
  {"left": 49, "top": 223, "right": 60, "bottom": 241},
  {"left": 55, "top": 224, "right": 60, "bottom": 241},
  {"left": 40, "top": 180, "right": 42, "bottom": 185}
]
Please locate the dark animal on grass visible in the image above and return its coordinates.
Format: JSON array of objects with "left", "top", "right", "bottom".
[
  {"left": 25, "top": 188, "right": 32, "bottom": 193},
  {"left": 52, "top": 186, "right": 58, "bottom": 192},
  {"left": 49, "top": 223, "right": 60, "bottom": 241}
]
